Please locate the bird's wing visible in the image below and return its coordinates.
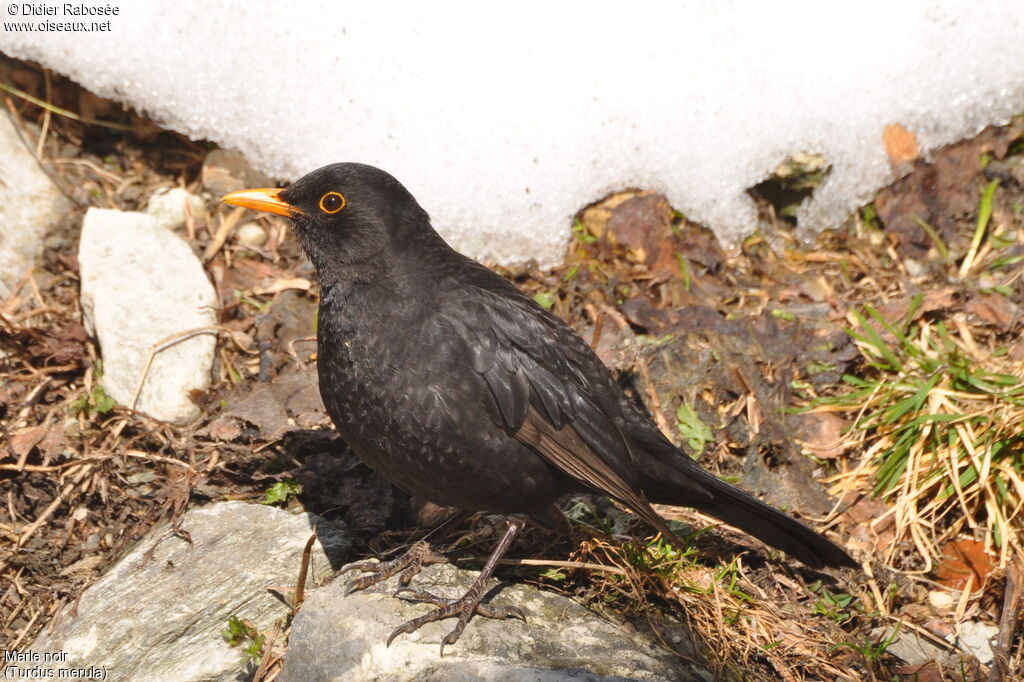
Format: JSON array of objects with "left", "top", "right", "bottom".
[{"left": 444, "top": 277, "right": 679, "bottom": 541}]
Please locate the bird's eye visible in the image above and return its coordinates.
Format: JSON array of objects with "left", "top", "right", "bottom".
[{"left": 319, "top": 191, "right": 346, "bottom": 214}]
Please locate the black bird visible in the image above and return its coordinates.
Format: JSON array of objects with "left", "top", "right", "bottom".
[{"left": 223, "top": 163, "right": 856, "bottom": 651}]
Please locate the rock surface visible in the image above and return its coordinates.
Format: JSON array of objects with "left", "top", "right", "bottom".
[
  {"left": 0, "top": 113, "right": 71, "bottom": 298},
  {"left": 78, "top": 208, "right": 218, "bottom": 424},
  {"left": 871, "top": 626, "right": 950, "bottom": 667},
  {"left": 279, "top": 562, "right": 697, "bottom": 682},
  {"left": 27, "top": 502, "right": 352, "bottom": 682},
  {"left": 956, "top": 620, "right": 998, "bottom": 666}
]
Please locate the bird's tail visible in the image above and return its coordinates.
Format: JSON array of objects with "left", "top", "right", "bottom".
[{"left": 638, "top": 449, "right": 856, "bottom": 569}]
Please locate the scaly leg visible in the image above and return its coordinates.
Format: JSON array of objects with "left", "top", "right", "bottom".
[
  {"left": 341, "top": 540, "right": 447, "bottom": 594},
  {"left": 341, "top": 510, "right": 472, "bottom": 594},
  {"left": 387, "top": 516, "right": 527, "bottom": 654}
]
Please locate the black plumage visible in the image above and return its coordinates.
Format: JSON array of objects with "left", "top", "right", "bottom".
[{"left": 223, "top": 163, "right": 856, "bottom": 651}]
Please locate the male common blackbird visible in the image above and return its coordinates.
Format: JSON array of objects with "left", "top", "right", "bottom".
[{"left": 223, "top": 163, "right": 855, "bottom": 651}]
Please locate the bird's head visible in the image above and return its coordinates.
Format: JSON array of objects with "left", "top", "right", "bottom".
[{"left": 222, "top": 162, "right": 433, "bottom": 284}]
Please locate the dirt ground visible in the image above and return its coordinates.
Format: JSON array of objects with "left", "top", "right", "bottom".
[{"left": 2, "top": 60, "right": 1022, "bottom": 681}]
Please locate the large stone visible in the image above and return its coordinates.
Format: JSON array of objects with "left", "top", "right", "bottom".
[
  {"left": 27, "top": 502, "right": 352, "bottom": 682},
  {"left": 279, "top": 562, "right": 696, "bottom": 681},
  {"left": 78, "top": 208, "right": 218, "bottom": 424},
  {"left": 0, "top": 114, "right": 71, "bottom": 298}
]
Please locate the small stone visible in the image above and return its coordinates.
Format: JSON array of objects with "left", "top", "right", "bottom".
[
  {"left": 957, "top": 621, "right": 998, "bottom": 665},
  {"left": 0, "top": 113, "right": 71, "bottom": 297},
  {"left": 928, "top": 590, "right": 954, "bottom": 610},
  {"left": 202, "top": 149, "right": 274, "bottom": 197},
  {"left": 144, "top": 187, "right": 205, "bottom": 231},
  {"left": 235, "top": 222, "right": 268, "bottom": 247},
  {"left": 903, "top": 258, "right": 926, "bottom": 278}
]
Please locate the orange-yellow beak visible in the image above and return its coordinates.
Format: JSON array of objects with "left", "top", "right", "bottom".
[{"left": 221, "top": 188, "right": 305, "bottom": 217}]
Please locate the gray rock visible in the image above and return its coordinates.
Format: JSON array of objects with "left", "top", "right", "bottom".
[
  {"left": 870, "top": 626, "right": 949, "bottom": 667},
  {"left": 0, "top": 113, "right": 71, "bottom": 298},
  {"left": 280, "top": 562, "right": 694, "bottom": 682},
  {"left": 79, "top": 208, "right": 218, "bottom": 424},
  {"left": 956, "top": 620, "right": 998, "bottom": 666},
  {"left": 144, "top": 187, "right": 205, "bottom": 231},
  {"left": 27, "top": 501, "right": 352, "bottom": 682}
]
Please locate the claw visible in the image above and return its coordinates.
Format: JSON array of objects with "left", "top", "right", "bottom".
[
  {"left": 353, "top": 517, "right": 528, "bottom": 652},
  {"left": 342, "top": 541, "right": 446, "bottom": 596},
  {"left": 386, "top": 585, "right": 526, "bottom": 653}
]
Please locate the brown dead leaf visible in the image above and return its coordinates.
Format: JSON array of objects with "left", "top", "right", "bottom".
[
  {"left": 790, "top": 411, "right": 852, "bottom": 459},
  {"left": 24, "top": 322, "right": 87, "bottom": 366},
  {"left": 10, "top": 425, "right": 48, "bottom": 458},
  {"left": 934, "top": 538, "right": 993, "bottom": 590},
  {"left": 584, "top": 191, "right": 679, "bottom": 276},
  {"left": 8, "top": 422, "right": 68, "bottom": 464},
  {"left": 253, "top": 277, "right": 312, "bottom": 296},
  {"left": 222, "top": 369, "right": 327, "bottom": 439},
  {"left": 841, "top": 492, "right": 896, "bottom": 553},
  {"left": 877, "top": 123, "right": 1023, "bottom": 257},
  {"left": 58, "top": 555, "right": 104, "bottom": 577},
  {"left": 215, "top": 257, "right": 293, "bottom": 302},
  {"left": 966, "top": 292, "right": 1020, "bottom": 331},
  {"left": 895, "top": 661, "right": 943, "bottom": 682},
  {"left": 200, "top": 416, "right": 244, "bottom": 442},
  {"left": 883, "top": 123, "right": 920, "bottom": 171}
]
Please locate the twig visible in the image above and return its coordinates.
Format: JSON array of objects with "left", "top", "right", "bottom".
[
  {"left": 34, "top": 70, "right": 52, "bottom": 159},
  {"left": 51, "top": 158, "right": 122, "bottom": 185},
  {"left": 16, "top": 481, "right": 77, "bottom": 548},
  {"left": 294, "top": 530, "right": 318, "bottom": 612},
  {"left": 5, "top": 607, "right": 42, "bottom": 653},
  {"left": 130, "top": 326, "right": 221, "bottom": 410},
  {"left": 988, "top": 560, "right": 1022, "bottom": 682},
  {"left": 492, "top": 557, "right": 627, "bottom": 575},
  {"left": 203, "top": 206, "right": 246, "bottom": 262},
  {"left": 252, "top": 618, "right": 283, "bottom": 682},
  {"left": 0, "top": 80, "right": 133, "bottom": 131},
  {"left": 123, "top": 449, "right": 196, "bottom": 471}
]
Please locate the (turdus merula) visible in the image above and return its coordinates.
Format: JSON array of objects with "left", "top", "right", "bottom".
[{"left": 223, "top": 163, "right": 856, "bottom": 652}]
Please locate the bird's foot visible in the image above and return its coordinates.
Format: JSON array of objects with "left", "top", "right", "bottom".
[
  {"left": 387, "top": 583, "right": 526, "bottom": 654},
  {"left": 342, "top": 540, "right": 447, "bottom": 595}
]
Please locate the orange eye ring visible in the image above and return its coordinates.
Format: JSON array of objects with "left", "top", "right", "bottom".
[{"left": 319, "top": 191, "right": 347, "bottom": 214}]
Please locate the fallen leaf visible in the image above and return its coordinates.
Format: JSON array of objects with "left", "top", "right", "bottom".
[
  {"left": 895, "top": 661, "right": 943, "bottom": 682},
  {"left": 253, "top": 278, "right": 312, "bottom": 295},
  {"left": 59, "top": 555, "right": 104, "bottom": 577},
  {"left": 222, "top": 368, "right": 327, "bottom": 439},
  {"left": 10, "top": 425, "right": 47, "bottom": 458},
  {"left": 934, "top": 539, "right": 993, "bottom": 590},
  {"left": 884, "top": 123, "right": 920, "bottom": 171},
  {"left": 201, "top": 416, "right": 244, "bottom": 442},
  {"left": 966, "top": 292, "right": 1020, "bottom": 331},
  {"left": 791, "top": 411, "right": 852, "bottom": 459}
]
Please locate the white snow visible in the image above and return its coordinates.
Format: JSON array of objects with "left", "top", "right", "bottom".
[{"left": 3, "top": 1, "right": 1023, "bottom": 265}]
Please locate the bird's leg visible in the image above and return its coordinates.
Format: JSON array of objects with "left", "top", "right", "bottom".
[
  {"left": 341, "top": 510, "right": 472, "bottom": 595},
  {"left": 388, "top": 516, "right": 527, "bottom": 654}
]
